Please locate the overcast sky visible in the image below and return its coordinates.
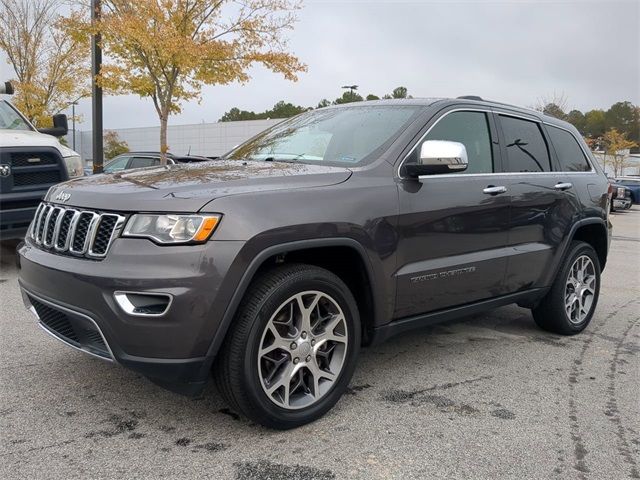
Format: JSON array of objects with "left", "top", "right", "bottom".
[{"left": 1, "top": 0, "right": 639, "bottom": 130}]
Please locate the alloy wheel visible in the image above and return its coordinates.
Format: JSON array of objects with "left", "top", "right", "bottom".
[
  {"left": 257, "top": 291, "right": 348, "bottom": 409},
  {"left": 564, "top": 255, "right": 596, "bottom": 324}
]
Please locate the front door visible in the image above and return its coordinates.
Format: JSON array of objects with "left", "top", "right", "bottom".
[{"left": 394, "top": 109, "right": 510, "bottom": 318}]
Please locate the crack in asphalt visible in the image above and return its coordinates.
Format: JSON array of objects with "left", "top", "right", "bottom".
[
  {"left": 381, "top": 374, "right": 493, "bottom": 402},
  {"left": 605, "top": 314, "right": 640, "bottom": 479},
  {"left": 0, "top": 439, "right": 75, "bottom": 458},
  {"left": 565, "top": 298, "right": 638, "bottom": 479},
  {"left": 611, "top": 235, "right": 640, "bottom": 243}
]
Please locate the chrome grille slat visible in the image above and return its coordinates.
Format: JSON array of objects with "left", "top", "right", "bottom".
[
  {"left": 35, "top": 205, "right": 51, "bottom": 244},
  {"left": 70, "top": 212, "right": 95, "bottom": 254},
  {"left": 30, "top": 203, "right": 44, "bottom": 238},
  {"left": 43, "top": 207, "right": 62, "bottom": 247},
  {"left": 29, "top": 202, "right": 125, "bottom": 259},
  {"left": 54, "top": 210, "right": 77, "bottom": 251}
]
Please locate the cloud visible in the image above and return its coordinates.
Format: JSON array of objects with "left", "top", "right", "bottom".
[{"left": 4, "top": 1, "right": 637, "bottom": 130}]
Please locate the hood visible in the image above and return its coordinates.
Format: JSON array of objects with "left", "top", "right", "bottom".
[
  {"left": 45, "top": 160, "right": 352, "bottom": 212},
  {"left": 0, "top": 129, "right": 78, "bottom": 157}
]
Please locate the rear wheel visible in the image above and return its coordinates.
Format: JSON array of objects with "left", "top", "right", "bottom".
[
  {"left": 214, "top": 264, "right": 360, "bottom": 429},
  {"left": 532, "top": 241, "right": 601, "bottom": 335}
]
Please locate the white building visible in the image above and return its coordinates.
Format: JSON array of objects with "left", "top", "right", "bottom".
[
  {"left": 70, "top": 118, "right": 283, "bottom": 161},
  {"left": 592, "top": 153, "right": 640, "bottom": 177}
]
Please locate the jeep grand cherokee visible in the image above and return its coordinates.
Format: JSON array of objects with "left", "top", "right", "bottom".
[{"left": 17, "top": 97, "right": 611, "bottom": 429}]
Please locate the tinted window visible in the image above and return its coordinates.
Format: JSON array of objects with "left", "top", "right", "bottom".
[
  {"left": 129, "top": 157, "right": 160, "bottom": 169},
  {"left": 417, "top": 111, "right": 493, "bottom": 174},
  {"left": 500, "top": 116, "right": 551, "bottom": 172},
  {"left": 547, "top": 126, "right": 591, "bottom": 172}
]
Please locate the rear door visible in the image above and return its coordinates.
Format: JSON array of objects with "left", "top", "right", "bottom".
[
  {"left": 394, "top": 108, "right": 510, "bottom": 318},
  {"left": 496, "top": 112, "right": 582, "bottom": 292}
]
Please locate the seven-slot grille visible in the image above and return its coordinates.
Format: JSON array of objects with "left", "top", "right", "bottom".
[{"left": 30, "top": 203, "right": 125, "bottom": 258}]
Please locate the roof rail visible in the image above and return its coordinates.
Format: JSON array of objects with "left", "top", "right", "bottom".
[{"left": 457, "top": 95, "right": 483, "bottom": 101}]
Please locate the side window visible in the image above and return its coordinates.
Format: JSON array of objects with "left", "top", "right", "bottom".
[
  {"left": 500, "top": 115, "right": 551, "bottom": 172},
  {"left": 103, "top": 156, "right": 129, "bottom": 173},
  {"left": 412, "top": 111, "right": 494, "bottom": 174},
  {"left": 129, "top": 157, "right": 160, "bottom": 169},
  {"left": 547, "top": 125, "right": 591, "bottom": 172}
]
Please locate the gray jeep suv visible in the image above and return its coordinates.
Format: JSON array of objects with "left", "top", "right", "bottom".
[{"left": 17, "top": 98, "right": 611, "bottom": 429}]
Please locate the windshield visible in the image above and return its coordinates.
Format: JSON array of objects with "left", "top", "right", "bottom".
[
  {"left": 0, "top": 101, "right": 32, "bottom": 131},
  {"left": 226, "top": 105, "right": 421, "bottom": 166}
]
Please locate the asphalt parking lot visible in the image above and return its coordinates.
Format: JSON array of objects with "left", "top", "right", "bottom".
[{"left": 1, "top": 209, "right": 638, "bottom": 480}]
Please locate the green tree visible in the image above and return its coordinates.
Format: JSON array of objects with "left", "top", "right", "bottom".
[
  {"left": 220, "top": 101, "right": 307, "bottom": 122},
  {"left": 219, "top": 107, "right": 258, "bottom": 122},
  {"left": 103, "top": 130, "right": 129, "bottom": 159},
  {"left": 366, "top": 94, "right": 380, "bottom": 101},
  {"left": 583, "top": 110, "right": 607, "bottom": 138},
  {"left": 605, "top": 101, "right": 639, "bottom": 143},
  {"left": 542, "top": 103, "right": 567, "bottom": 120},
  {"left": 392, "top": 86, "right": 408, "bottom": 99},
  {"left": 316, "top": 98, "right": 331, "bottom": 108},
  {"left": 334, "top": 91, "right": 363, "bottom": 104},
  {"left": 266, "top": 100, "right": 307, "bottom": 118},
  {"left": 566, "top": 110, "right": 586, "bottom": 134}
]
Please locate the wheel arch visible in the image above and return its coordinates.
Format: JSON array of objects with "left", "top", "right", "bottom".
[
  {"left": 546, "top": 218, "right": 609, "bottom": 287},
  {"left": 571, "top": 221, "right": 609, "bottom": 270},
  {"left": 200, "top": 238, "right": 380, "bottom": 376}
]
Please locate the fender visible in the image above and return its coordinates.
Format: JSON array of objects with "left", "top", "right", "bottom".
[
  {"left": 196, "top": 237, "right": 380, "bottom": 378},
  {"left": 542, "top": 217, "right": 609, "bottom": 287}
]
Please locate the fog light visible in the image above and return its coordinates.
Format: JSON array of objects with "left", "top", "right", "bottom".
[{"left": 114, "top": 291, "right": 173, "bottom": 317}]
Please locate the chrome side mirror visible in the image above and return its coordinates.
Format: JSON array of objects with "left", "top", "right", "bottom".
[{"left": 418, "top": 140, "right": 468, "bottom": 174}]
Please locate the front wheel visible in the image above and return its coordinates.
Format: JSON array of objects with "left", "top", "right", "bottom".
[
  {"left": 532, "top": 241, "right": 601, "bottom": 335},
  {"left": 214, "top": 264, "right": 361, "bottom": 429}
]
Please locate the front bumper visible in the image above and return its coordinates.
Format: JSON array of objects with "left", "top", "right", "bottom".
[
  {"left": 18, "top": 235, "right": 246, "bottom": 394},
  {"left": 0, "top": 190, "right": 43, "bottom": 239},
  {"left": 613, "top": 198, "right": 632, "bottom": 209}
]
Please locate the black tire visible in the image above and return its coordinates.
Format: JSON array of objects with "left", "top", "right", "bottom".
[
  {"left": 213, "top": 263, "right": 361, "bottom": 429},
  {"left": 532, "top": 241, "right": 601, "bottom": 335}
]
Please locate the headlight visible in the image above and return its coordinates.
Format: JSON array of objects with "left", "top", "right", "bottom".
[
  {"left": 64, "top": 155, "right": 84, "bottom": 178},
  {"left": 122, "top": 214, "right": 221, "bottom": 244}
]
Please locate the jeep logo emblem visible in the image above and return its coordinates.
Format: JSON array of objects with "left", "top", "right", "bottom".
[
  {"left": 0, "top": 164, "right": 10, "bottom": 177},
  {"left": 54, "top": 191, "right": 71, "bottom": 203}
]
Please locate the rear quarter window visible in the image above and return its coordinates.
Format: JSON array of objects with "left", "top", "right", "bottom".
[{"left": 547, "top": 125, "right": 591, "bottom": 172}]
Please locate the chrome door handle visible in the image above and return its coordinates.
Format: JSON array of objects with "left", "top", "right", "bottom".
[
  {"left": 483, "top": 185, "right": 507, "bottom": 195},
  {"left": 554, "top": 182, "right": 573, "bottom": 191}
]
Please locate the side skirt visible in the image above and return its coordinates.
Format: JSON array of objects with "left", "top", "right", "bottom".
[{"left": 369, "top": 288, "right": 548, "bottom": 345}]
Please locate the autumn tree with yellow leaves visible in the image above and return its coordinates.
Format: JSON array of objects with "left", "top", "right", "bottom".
[
  {"left": 75, "top": 0, "right": 306, "bottom": 163},
  {"left": 0, "top": 0, "right": 89, "bottom": 126},
  {"left": 602, "top": 128, "right": 638, "bottom": 177}
]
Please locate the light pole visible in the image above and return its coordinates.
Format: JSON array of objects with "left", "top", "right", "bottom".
[
  {"left": 71, "top": 101, "right": 79, "bottom": 151},
  {"left": 91, "top": 0, "right": 103, "bottom": 173}
]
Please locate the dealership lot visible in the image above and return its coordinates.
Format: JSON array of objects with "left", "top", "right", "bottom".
[{"left": 1, "top": 209, "right": 638, "bottom": 480}]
